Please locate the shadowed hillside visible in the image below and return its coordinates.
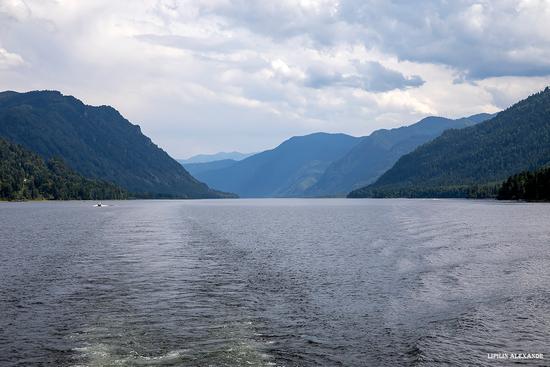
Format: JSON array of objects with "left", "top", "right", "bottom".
[
  {"left": 193, "top": 133, "right": 361, "bottom": 197},
  {"left": 0, "top": 137, "right": 127, "bottom": 200},
  {"left": 350, "top": 88, "right": 550, "bottom": 198},
  {"left": 0, "top": 91, "right": 234, "bottom": 198},
  {"left": 306, "top": 113, "right": 493, "bottom": 196}
]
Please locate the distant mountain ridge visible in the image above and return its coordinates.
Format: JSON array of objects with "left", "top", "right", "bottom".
[
  {"left": 183, "top": 159, "right": 238, "bottom": 176},
  {"left": 0, "top": 90, "right": 233, "bottom": 198},
  {"left": 192, "top": 133, "right": 361, "bottom": 197},
  {"left": 188, "top": 113, "right": 492, "bottom": 198},
  {"left": 306, "top": 113, "right": 494, "bottom": 196},
  {"left": 349, "top": 87, "right": 550, "bottom": 198},
  {"left": 178, "top": 151, "right": 254, "bottom": 164}
]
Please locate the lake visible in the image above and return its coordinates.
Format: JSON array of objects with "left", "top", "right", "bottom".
[{"left": 1, "top": 199, "right": 549, "bottom": 366}]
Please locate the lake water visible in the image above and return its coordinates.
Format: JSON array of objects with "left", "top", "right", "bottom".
[{"left": 1, "top": 199, "right": 550, "bottom": 366}]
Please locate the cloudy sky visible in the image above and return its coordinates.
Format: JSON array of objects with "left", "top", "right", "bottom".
[{"left": 1, "top": 0, "right": 550, "bottom": 158}]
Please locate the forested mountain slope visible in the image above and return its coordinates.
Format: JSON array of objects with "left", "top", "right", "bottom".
[
  {"left": 349, "top": 88, "right": 550, "bottom": 198},
  {"left": 0, "top": 137, "right": 126, "bottom": 200},
  {"left": 306, "top": 113, "right": 492, "bottom": 196},
  {"left": 497, "top": 166, "right": 550, "bottom": 201},
  {"left": 0, "top": 91, "right": 232, "bottom": 198}
]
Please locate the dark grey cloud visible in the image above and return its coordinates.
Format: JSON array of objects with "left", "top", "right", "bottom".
[
  {"left": 340, "top": 0, "right": 550, "bottom": 80},
  {"left": 196, "top": 0, "right": 550, "bottom": 80},
  {"left": 337, "top": 0, "right": 550, "bottom": 79},
  {"left": 305, "top": 61, "right": 424, "bottom": 92}
]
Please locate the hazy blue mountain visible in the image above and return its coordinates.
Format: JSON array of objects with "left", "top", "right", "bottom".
[
  {"left": 193, "top": 133, "right": 361, "bottom": 197},
  {"left": 349, "top": 88, "right": 550, "bottom": 198},
  {"left": 178, "top": 151, "right": 254, "bottom": 164},
  {"left": 0, "top": 90, "right": 234, "bottom": 198},
  {"left": 183, "top": 159, "right": 238, "bottom": 176},
  {"left": 306, "top": 113, "right": 494, "bottom": 196}
]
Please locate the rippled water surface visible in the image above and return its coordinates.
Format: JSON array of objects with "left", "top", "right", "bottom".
[{"left": 1, "top": 199, "right": 550, "bottom": 366}]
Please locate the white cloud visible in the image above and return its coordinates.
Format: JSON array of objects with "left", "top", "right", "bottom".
[
  {"left": 0, "top": 0, "right": 31, "bottom": 21},
  {"left": 0, "top": 0, "right": 549, "bottom": 157},
  {"left": 0, "top": 47, "right": 24, "bottom": 69}
]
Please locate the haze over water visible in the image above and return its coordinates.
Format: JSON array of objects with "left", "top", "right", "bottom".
[{"left": 1, "top": 199, "right": 549, "bottom": 366}]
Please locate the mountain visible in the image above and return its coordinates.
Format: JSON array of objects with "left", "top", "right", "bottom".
[
  {"left": 306, "top": 113, "right": 493, "bottom": 196},
  {"left": 349, "top": 87, "right": 550, "bottom": 198},
  {"left": 183, "top": 159, "right": 238, "bottom": 176},
  {"left": 192, "top": 133, "right": 361, "bottom": 197},
  {"left": 0, "top": 137, "right": 126, "bottom": 200},
  {"left": 0, "top": 90, "right": 233, "bottom": 198},
  {"left": 178, "top": 151, "right": 254, "bottom": 164}
]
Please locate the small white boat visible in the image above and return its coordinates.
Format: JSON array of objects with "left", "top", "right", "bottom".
[{"left": 93, "top": 202, "right": 108, "bottom": 207}]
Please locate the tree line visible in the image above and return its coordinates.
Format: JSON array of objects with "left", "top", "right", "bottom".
[
  {"left": 497, "top": 166, "right": 550, "bottom": 201},
  {"left": 0, "top": 137, "right": 127, "bottom": 201}
]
